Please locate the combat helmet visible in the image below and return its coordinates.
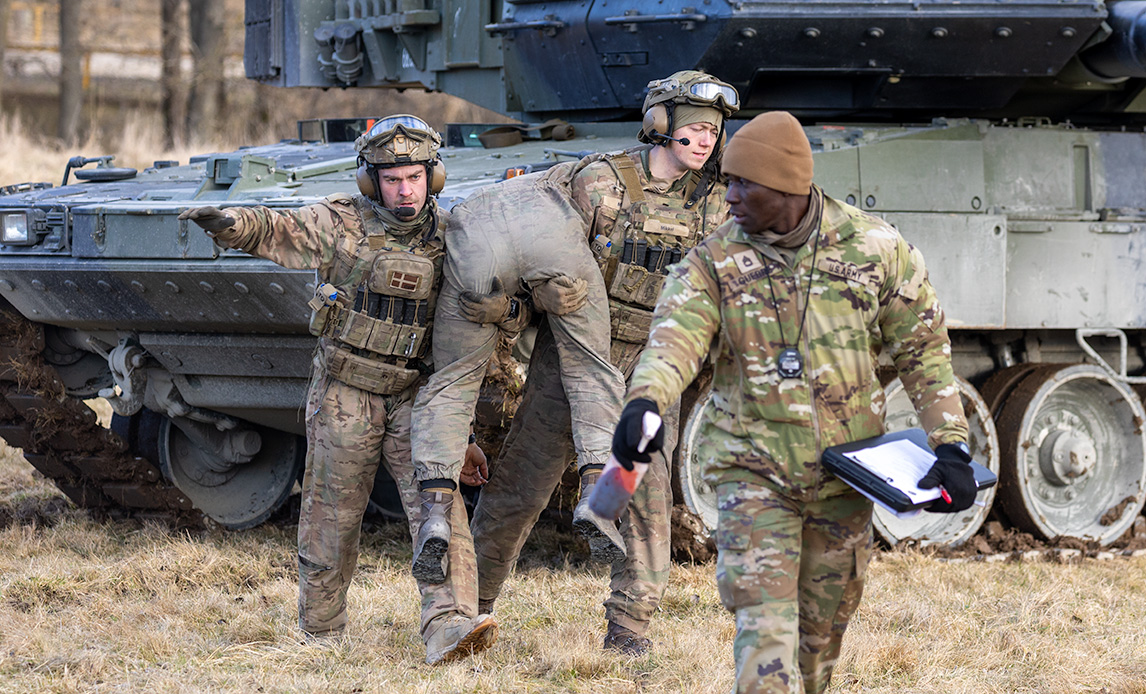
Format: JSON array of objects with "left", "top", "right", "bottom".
[
  {"left": 354, "top": 114, "right": 446, "bottom": 200},
  {"left": 638, "top": 70, "right": 740, "bottom": 146}
]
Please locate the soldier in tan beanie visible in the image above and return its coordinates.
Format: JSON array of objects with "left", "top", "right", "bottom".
[
  {"left": 613, "top": 109, "right": 973, "bottom": 691},
  {"left": 722, "top": 111, "right": 819, "bottom": 250}
]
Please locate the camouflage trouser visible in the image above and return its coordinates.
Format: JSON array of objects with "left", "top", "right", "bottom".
[
  {"left": 609, "top": 399, "right": 676, "bottom": 634},
  {"left": 297, "top": 369, "right": 477, "bottom": 636},
  {"left": 471, "top": 325, "right": 676, "bottom": 636},
  {"left": 412, "top": 174, "right": 624, "bottom": 483},
  {"left": 713, "top": 474, "right": 873, "bottom": 694}
]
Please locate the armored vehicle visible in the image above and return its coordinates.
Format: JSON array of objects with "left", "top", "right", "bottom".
[
  {"left": 3, "top": 0, "right": 1146, "bottom": 548},
  {"left": 248, "top": 0, "right": 1146, "bottom": 548},
  {"left": 0, "top": 123, "right": 635, "bottom": 530}
]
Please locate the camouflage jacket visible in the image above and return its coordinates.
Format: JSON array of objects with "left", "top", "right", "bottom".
[
  {"left": 567, "top": 147, "right": 730, "bottom": 373},
  {"left": 215, "top": 195, "right": 447, "bottom": 394},
  {"left": 626, "top": 189, "right": 968, "bottom": 497}
]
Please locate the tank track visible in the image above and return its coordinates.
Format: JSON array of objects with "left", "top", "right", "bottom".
[{"left": 0, "top": 300, "right": 203, "bottom": 526}]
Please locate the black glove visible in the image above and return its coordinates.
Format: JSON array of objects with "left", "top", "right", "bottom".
[
  {"left": 178, "top": 206, "right": 236, "bottom": 233},
  {"left": 918, "top": 443, "right": 976, "bottom": 513},
  {"left": 610, "top": 398, "right": 664, "bottom": 470}
]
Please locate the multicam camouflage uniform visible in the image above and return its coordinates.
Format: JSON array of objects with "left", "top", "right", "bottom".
[
  {"left": 624, "top": 186, "right": 968, "bottom": 692},
  {"left": 470, "top": 147, "right": 729, "bottom": 636},
  {"left": 213, "top": 195, "right": 476, "bottom": 637}
]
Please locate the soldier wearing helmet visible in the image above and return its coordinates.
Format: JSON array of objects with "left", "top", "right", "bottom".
[
  {"left": 464, "top": 70, "right": 740, "bottom": 656},
  {"left": 179, "top": 115, "right": 496, "bottom": 665}
]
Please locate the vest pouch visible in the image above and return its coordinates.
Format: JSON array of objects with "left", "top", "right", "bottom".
[
  {"left": 324, "top": 344, "right": 421, "bottom": 396},
  {"left": 368, "top": 251, "right": 434, "bottom": 300},
  {"left": 608, "top": 261, "right": 667, "bottom": 308},
  {"left": 308, "top": 305, "right": 331, "bottom": 337},
  {"left": 610, "top": 340, "right": 646, "bottom": 379},
  {"left": 329, "top": 309, "right": 429, "bottom": 358},
  {"left": 336, "top": 309, "right": 374, "bottom": 350},
  {"left": 609, "top": 300, "right": 654, "bottom": 344},
  {"left": 365, "top": 321, "right": 428, "bottom": 359},
  {"left": 307, "top": 283, "right": 340, "bottom": 337}
]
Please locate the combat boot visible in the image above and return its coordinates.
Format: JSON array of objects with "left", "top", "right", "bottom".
[
  {"left": 478, "top": 597, "right": 496, "bottom": 615},
  {"left": 603, "top": 620, "right": 651, "bottom": 657},
  {"left": 412, "top": 485, "right": 453, "bottom": 584},
  {"left": 424, "top": 613, "right": 499, "bottom": 665},
  {"left": 572, "top": 466, "right": 627, "bottom": 564}
]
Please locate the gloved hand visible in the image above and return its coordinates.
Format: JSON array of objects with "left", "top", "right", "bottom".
[
  {"left": 611, "top": 398, "right": 664, "bottom": 470},
  {"left": 918, "top": 443, "right": 977, "bottom": 513},
  {"left": 531, "top": 275, "right": 589, "bottom": 316},
  {"left": 178, "top": 206, "right": 236, "bottom": 234},
  {"left": 459, "top": 277, "right": 513, "bottom": 324}
]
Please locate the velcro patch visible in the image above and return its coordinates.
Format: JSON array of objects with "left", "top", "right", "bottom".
[
  {"left": 645, "top": 218, "right": 690, "bottom": 237},
  {"left": 732, "top": 249, "right": 764, "bottom": 274},
  {"left": 388, "top": 271, "right": 422, "bottom": 293}
]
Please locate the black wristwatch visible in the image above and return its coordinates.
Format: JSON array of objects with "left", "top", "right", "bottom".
[
  {"left": 468, "top": 432, "right": 477, "bottom": 445},
  {"left": 507, "top": 297, "right": 520, "bottom": 320}
]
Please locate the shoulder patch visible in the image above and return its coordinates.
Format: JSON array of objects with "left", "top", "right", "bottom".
[{"left": 326, "top": 192, "right": 355, "bottom": 205}]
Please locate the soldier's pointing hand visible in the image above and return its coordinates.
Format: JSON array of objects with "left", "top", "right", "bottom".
[{"left": 179, "top": 206, "right": 236, "bottom": 234}]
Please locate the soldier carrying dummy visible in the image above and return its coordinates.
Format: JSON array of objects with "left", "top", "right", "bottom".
[
  {"left": 460, "top": 70, "right": 740, "bottom": 656},
  {"left": 180, "top": 116, "right": 497, "bottom": 665}
]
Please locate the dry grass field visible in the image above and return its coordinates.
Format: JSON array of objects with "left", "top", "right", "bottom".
[{"left": 2, "top": 409, "right": 1145, "bottom": 694}]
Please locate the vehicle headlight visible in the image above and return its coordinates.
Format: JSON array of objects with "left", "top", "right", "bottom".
[{"left": 1, "top": 212, "right": 30, "bottom": 244}]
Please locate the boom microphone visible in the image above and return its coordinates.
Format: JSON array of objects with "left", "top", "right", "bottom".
[{"left": 654, "top": 131, "right": 690, "bottom": 146}]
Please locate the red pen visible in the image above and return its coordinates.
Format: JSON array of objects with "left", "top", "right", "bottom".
[{"left": 939, "top": 486, "right": 953, "bottom": 504}]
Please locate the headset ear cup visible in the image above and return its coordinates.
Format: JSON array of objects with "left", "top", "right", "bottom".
[
  {"left": 356, "top": 165, "right": 377, "bottom": 199},
  {"left": 429, "top": 159, "right": 446, "bottom": 195},
  {"left": 642, "top": 104, "right": 670, "bottom": 141}
]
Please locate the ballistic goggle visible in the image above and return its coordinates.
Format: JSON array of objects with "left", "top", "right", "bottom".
[
  {"left": 644, "top": 72, "right": 740, "bottom": 117},
  {"left": 355, "top": 114, "right": 441, "bottom": 165}
]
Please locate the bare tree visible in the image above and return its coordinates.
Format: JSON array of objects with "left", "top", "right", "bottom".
[
  {"left": 0, "top": 0, "right": 9, "bottom": 112},
  {"left": 160, "top": 0, "right": 186, "bottom": 148},
  {"left": 187, "top": 0, "right": 225, "bottom": 141},
  {"left": 57, "top": 0, "right": 82, "bottom": 144}
]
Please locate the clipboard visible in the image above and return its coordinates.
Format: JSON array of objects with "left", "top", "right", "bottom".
[{"left": 821, "top": 428, "right": 997, "bottom": 513}]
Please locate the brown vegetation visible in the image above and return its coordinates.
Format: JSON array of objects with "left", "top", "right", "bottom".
[
  {"left": 1, "top": 0, "right": 511, "bottom": 153},
  {"left": 3, "top": 420, "right": 1146, "bottom": 693}
]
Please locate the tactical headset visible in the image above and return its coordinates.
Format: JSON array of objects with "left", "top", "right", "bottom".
[
  {"left": 354, "top": 115, "right": 446, "bottom": 200},
  {"left": 638, "top": 71, "right": 739, "bottom": 146}
]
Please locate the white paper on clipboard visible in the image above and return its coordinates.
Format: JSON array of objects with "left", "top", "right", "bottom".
[{"left": 843, "top": 439, "right": 941, "bottom": 517}]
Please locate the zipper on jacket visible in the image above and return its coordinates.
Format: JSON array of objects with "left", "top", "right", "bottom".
[{"left": 798, "top": 258, "right": 824, "bottom": 499}]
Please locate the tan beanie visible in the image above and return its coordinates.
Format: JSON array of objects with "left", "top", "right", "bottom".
[
  {"left": 673, "top": 104, "right": 723, "bottom": 132},
  {"left": 721, "top": 112, "right": 813, "bottom": 195}
]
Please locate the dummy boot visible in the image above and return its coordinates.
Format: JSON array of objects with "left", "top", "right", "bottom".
[{"left": 412, "top": 482, "right": 454, "bottom": 584}]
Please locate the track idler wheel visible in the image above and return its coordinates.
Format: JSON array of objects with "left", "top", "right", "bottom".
[
  {"left": 994, "top": 364, "right": 1146, "bottom": 545},
  {"left": 158, "top": 416, "right": 304, "bottom": 530}
]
